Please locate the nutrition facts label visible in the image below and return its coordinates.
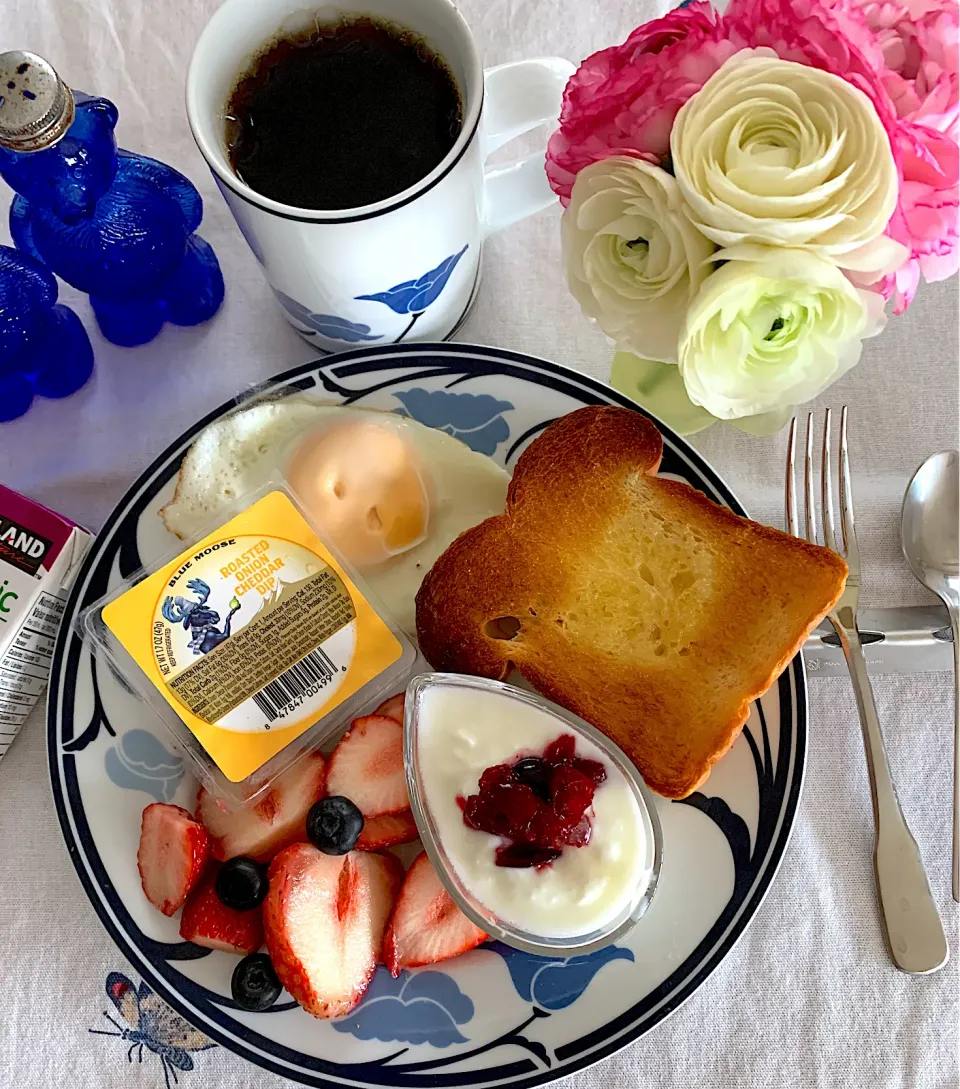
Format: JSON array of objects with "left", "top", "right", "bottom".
[
  {"left": 0, "top": 590, "right": 63, "bottom": 759},
  {"left": 169, "top": 567, "right": 355, "bottom": 723}
]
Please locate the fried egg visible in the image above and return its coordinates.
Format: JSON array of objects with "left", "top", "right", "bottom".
[
  {"left": 160, "top": 399, "right": 510, "bottom": 635},
  {"left": 286, "top": 417, "right": 431, "bottom": 568}
]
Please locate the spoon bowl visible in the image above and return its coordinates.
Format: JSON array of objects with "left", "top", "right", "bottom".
[
  {"left": 901, "top": 450, "right": 959, "bottom": 593},
  {"left": 901, "top": 449, "right": 959, "bottom": 902}
]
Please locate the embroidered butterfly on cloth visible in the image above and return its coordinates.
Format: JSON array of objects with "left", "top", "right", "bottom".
[{"left": 89, "top": 971, "right": 215, "bottom": 1088}]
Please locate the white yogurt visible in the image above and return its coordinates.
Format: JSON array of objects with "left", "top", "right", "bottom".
[{"left": 416, "top": 684, "right": 651, "bottom": 939}]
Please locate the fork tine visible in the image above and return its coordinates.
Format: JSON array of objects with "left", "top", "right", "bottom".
[
  {"left": 821, "top": 408, "right": 839, "bottom": 553},
  {"left": 839, "top": 405, "right": 858, "bottom": 562},
  {"left": 804, "top": 413, "right": 818, "bottom": 544},
  {"left": 786, "top": 416, "right": 798, "bottom": 536}
]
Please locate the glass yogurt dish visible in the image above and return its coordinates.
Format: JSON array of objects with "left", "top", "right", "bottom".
[{"left": 404, "top": 673, "right": 662, "bottom": 956}]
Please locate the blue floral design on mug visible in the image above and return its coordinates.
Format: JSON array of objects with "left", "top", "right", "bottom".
[
  {"left": 356, "top": 244, "right": 469, "bottom": 340},
  {"left": 485, "top": 942, "right": 635, "bottom": 1011},
  {"left": 393, "top": 388, "right": 513, "bottom": 455},
  {"left": 332, "top": 967, "right": 475, "bottom": 1047},
  {"left": 273, "top": 290, "right": 382, "bottom": 342},
  {"left": 104, "top": 730, "right": 184, "bottom": 803}
]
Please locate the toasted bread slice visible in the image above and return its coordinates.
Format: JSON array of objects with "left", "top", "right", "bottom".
[{"left": 415, "top": 406, "right": 846, "bottom": 798}]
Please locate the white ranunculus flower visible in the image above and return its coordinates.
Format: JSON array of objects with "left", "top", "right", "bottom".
[
  {"left": 677, "top": 244, "right": 886, "bottom": 420},
  {"left": 562, "top": 155, "right": 716, "bottom": 363},
  {"left": 671, "top": 50, "right": 907, "bottom": 281}
]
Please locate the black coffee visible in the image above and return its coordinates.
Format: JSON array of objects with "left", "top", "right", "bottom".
[{"left": 225, "top": 18, "right": 463, "bottom": 211}]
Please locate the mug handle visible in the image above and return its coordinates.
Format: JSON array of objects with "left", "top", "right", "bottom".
[{"left": 481, "top": 58, "right": 576, "bottom": 236}]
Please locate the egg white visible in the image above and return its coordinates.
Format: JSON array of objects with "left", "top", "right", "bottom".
[{"left": 160, "top": 399, "right": 510, "bottom": 636}]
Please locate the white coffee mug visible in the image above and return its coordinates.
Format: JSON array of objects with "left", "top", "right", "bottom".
[{"left": 186, "top": 0, "right": 573, "bottom": 351}]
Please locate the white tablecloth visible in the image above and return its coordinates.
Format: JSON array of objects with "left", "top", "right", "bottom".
[{"left": 0, "top": 1, "right": 957, "bottom": 1086}]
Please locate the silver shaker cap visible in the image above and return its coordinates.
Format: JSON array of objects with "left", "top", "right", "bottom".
[{"left": 0, "top": 51, "right": 75, "bottom": 152}]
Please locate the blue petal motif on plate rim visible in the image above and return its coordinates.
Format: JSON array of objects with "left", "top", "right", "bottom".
[
  {"left": 104, "top": 729, "right": 184, "bottom": 803},
  {"left": 393, "top": 386, "right": 513, "bottom": 455},
  {"left": 333, "top": 968, "right": 475, "bottom": 1047},
  {"left": 484, "top": 942, "right": 636, "bottom": 1012}
]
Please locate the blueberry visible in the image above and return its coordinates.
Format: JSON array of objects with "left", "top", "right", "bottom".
[
  {"left": 512, "top": 757, "right": 551, "bottom": 800},
  {"left": 306, "top": 796, "right": 364, "bottom": 855},
  {"left": 231, "top": 953, "right": 282, "bottom": 1012},
  {"left": 215, "top": 857, "right": 268, "bottom": 911}
]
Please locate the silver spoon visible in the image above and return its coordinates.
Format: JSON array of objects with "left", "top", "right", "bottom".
[{"left": 901, "top": 450, "right": 960, "bottom": 902}]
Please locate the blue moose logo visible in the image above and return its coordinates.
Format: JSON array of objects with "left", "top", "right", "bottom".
[{"left": 161, "top": 578, "right": 241, "bottom": 655}]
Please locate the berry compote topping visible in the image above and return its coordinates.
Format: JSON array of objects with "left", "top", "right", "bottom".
[{"left": 459, "top": 734, "right": 607, "bottom": 869}]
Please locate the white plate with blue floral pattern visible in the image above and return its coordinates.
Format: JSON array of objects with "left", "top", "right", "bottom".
[{"left": 48, "top": 344, "right": 805, "bottom": 1087}]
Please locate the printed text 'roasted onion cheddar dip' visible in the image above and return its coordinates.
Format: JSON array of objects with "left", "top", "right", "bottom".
[{"left": 101, "top": 490, "right": 404, "bottom": 782}]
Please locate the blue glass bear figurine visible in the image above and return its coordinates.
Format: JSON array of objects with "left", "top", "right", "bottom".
[
  {"left": 0, "top": 244, "right": 94, "bottom": 421},
  {"left": 0, "top": 92, "right": 224, "bottom": 347}
]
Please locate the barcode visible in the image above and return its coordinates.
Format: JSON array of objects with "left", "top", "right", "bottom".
[{"left": 251, "top": 647, "right": 339, "bottom": 722}]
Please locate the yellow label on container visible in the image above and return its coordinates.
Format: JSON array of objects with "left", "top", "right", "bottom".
[{"left": 102, "top": 491, "right": 403, "bottom": 782}]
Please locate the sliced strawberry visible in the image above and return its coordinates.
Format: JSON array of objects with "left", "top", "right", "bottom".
[
  {"left": 196, "top": 753, "right": 326, "bottom": 863},
  {"left": 179, "top": 865, "right": 263, "bottom": 954},
  {"left": 137, "top": 803, "right": 211, "bottom": 917},
  {"left": 264, "top": 844, "right": 397, "bottom": 1018},
  {"left": 383, "top": 852, "right": 487, "bottom": 976},
  {"left": 355, "top": 851, "right": 405, "bottom": 962},
  {"left": 373, "top": 693, "right": 405, "bottom": 724},
  {"left": 355, "top": 810, "right": 420, "bottom": 851},
  {"left": 325, "top": 715, "right": 408, "bottom": 818}
]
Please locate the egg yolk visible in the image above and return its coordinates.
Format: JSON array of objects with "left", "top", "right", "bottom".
[{"left": 285, "top": 421, "right": 430, "bottom": 568}]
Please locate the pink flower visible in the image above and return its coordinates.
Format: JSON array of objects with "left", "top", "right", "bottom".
[
  {"left": 723, "top": 0, "right": 895, "bottom": 125},
  {"left": 844, "top": 0, "right": 959, "bottom": 310},
  {"left": 857, "top": 0, "right": 958, "bottom": 135},
  {"left": 880, "top": 129, "right": 959, "bottom": 310},
  {"left": 724, "top": 0, "right": 959, "bottom": 311},
  {"left": 545, "top": 3, "right": 739, "bottom": 204}
]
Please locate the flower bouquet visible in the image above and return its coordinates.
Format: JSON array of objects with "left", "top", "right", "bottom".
[{"left": 547, "top": 0, "right": 959, "bottom": 434}]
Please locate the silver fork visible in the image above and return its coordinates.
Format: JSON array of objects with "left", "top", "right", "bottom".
[{"left": 787, "top": 408, "right": 948, "bottom": 975}]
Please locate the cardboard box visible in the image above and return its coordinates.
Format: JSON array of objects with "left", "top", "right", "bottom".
[{"left": 0, "top": 483, "right": 93, "bottom": 762}]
